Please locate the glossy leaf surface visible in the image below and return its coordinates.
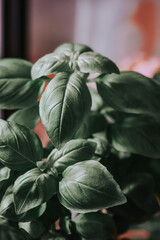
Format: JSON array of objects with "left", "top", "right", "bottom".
[
  {"left": 48, "top": 139, "right": 96, "bottom": 173},
  {"left": 53, "top": 42, "right": 92, "bottom": 55},
  {"left": 88, "top": 137, "right": 109, "bottom": 157},
  {"left": 0, "top": 165, "right": 11, "bottom": 189},
  {"left": 0, "top": 58, "right": 45, "bottom": 109},
  {"left": 96, "top": 71, "right": 160, "bottom": 116},
  {"left": 40, "top": 72, "right": 91, "bottom": 149},
  {"left": 31, "top": 42, "right": 119, "bottom": 80},
  {"left": 77, "top": 51, "right": 119, "bottom": 74},
  {"left": 31, "top": 43, "right": 92, "bottom": 79},
  {"left": 58, "top": 160, "right": 126, "bottom": 213},
  {"left": 19, "top": 220, "right": 45, "bottom": 239},
  {"left": 0, "top": 185, "right": 46, "bottom": 222},
  {"left": 13, "top": 167, "right": 58, "bottom": 214},
  {"left": 0, "top": 120, "right": 43, "bottom": 170}
]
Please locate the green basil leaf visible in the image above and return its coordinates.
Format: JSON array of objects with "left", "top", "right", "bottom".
[
  {"left": 0, "top": 165, "right": 11, "bottom": 189},
  {"left": 110, "top": 114, "right": 160, "bottom": 158},
  {"left": 96, "top": 71, "right": 160, "bottom": 116},
  {"left": 72, "top": 212, "right": 116, "bottom": 240},
  {"left": 36, "top": 160, "right": 50, "bottom": 172},
  {"left": 40, "top": 72, "right": 91, "bottom": 149},
  {"left": 0, "top": 184, "right": 47, "bottom": 222},
  {"left": 58, "top": 160, "right": 126, "bottom": 213},
  {"left": 7, "top": 103, "right": 40, "bottom": 129},
  {"left": 74, "top": 112, "right": 106, "bottom": 139},
  {"left": 19, "top": 220, "right": 45, "bottom": 239},
  {"left": 0, "top": 185, "right": 15, "bottom": 219},
  {"left": 31, "top": 43, "right": 92, "bottom": 79},
  {"left": 0, "top": 58, "right": 45, "bottom": 109},
  {"left": 53, "top": 42, "right": 92, "bottom": 55},
  {"left": 32, "top": 53, "right": 70, "bottom": 79},
  {"left": 88, "top": 137, "right": 109, "bottom": 157},
  {"left": 77, "top": 51, "right": 119, "bottom": 74},
  {"left": 0, "top": 58, "right": 32, "bottom": 77},
  {"left": 0, "top": 166, "right": 12, "bottom": 202},
  {"left": 89, "top": 87, "right": 105, "bottom": 112},
  {"left": 47, "top": 139, "right": 96, "bottom": 173},
  {"left": 13, "top": 168, "right": 58, "bottom": 214},
  {"left": 18, "top": 203, "right": 46, "bottom": 223},
  {"left": 122, "top": 173, "right": 159, "bottom": 214},
  {"left": 31, "top": 43, "right": 119, "bottom": 80},
  {"left": 0, "top": 119, "right": 43, "bottom": 170}
]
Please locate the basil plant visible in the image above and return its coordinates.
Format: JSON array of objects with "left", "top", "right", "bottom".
[{"left": 0, "top": 43, "right": 160, "bottom": 240}]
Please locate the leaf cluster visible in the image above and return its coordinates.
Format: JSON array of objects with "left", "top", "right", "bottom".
[{"left": 0, "top": 42, "right": 160, "bottom": 239}]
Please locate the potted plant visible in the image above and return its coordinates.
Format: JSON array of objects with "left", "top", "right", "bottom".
[{"left": 0, "top": 42, "right": 160, "bottom": 240}]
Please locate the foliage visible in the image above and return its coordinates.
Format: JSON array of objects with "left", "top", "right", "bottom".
[{"left": 0, "top": 42, "right": 159, "bottom": 239}]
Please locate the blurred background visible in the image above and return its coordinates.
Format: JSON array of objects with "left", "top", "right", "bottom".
[
  {"left": 0, "top": 0, "right": 160, "bottom": 116},
  {"left": 1, "top": 0, "right": 160, "bottom": 74}
]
